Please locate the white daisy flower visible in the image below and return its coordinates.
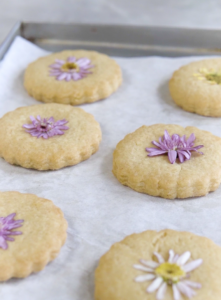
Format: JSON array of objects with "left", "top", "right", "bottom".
[
  {"left": 133, "top": 250, "right": 202, "bottom": 300},
  {"left": 193, "top": 68, "right": 221, "bottom": 85}
]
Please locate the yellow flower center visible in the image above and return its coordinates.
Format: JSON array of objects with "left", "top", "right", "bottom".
[
  {"left": 155, "top": 262, "right": 186, "bottom": 284},
  {"left": 205, "top": 72, "right": 221, "bottom": 84},
  {"left": 61, "top": 62, "right": 79, "bottom": 72}
]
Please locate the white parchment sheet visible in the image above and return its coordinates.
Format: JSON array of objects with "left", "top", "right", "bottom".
[{"left": 0, "top": 37, "right": 221, "bottom": 300}]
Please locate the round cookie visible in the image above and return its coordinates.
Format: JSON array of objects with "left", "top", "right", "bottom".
[
  {"left": 24, "top": 50, "right": 122, "bottom": 105},
  {"left": 169, "top": 58, "right": 221, "bottom": 117},
  {"left": 95, "top": 229, "right": 221, "bottom": 300},
  {"left": 112, "top": 124, "right": 221, "bottom": 199},
  {"left": 0, "top": 103, "right": 102, "bottom": 170},
  {"left": 0, "top": 191, "right": 67, "bottom": 281}
]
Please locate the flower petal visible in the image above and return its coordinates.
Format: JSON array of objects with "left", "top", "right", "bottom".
[
  {"left": 147, "top": 277, "right": 163, "bottom": 293},
  {"left": 191, "top": 145, "right": 204, "bottom": 150},
  {"left": 183, "top": 259, "right": 203, "bottom": 273},
  {"left": 172, "top": 284, "right": 181, "bottom": 300},
  {"left": 23, "top": 124, "right": 35, "bottom": 129},
  {"left": 57, "top": 73, "right": 68, "bottom": 81},
  {"left": 168, "top": 150, "right": 177, "bottom": 164},
  {"left": 42, "top": 133, "right": 48, "bottom": 139},
  {"left": 67, "top": 56, "right": 76, "bottom": 63},
  {"left": 5, "top": 236, "right": 14, "bottom": 241},
  {"left": 133, "top": 264, "right": 154, "bottom": 272},
  {"left": 0, "top": 236, "right": 8, "bottom": 250},
  {"left": 65, "top": 73, "right": 72, "bottom": 81},
  {"left": 177, "top": 152, "right": 185, "bottom": 163},
  {"left": 156, "top": 282, "right": 167, "bottom": 300},
  {"left": 164, "top": 130, "right": 171, "bottom": 142},
  {"left": 140, "top": 259, "right": 159, "bottom": 268},
  {"left": 182, "top": 280, "right": 202, "bottom": 289},
  {"left": 153, "top": 252, "right": 165, "bottom": 264},
  {"left": 30, "top": 115, "right": 36, "bottom": 122},
  {"left": 152, "top": 141, "right": 162, "bottom": 148},
  {"left": 158, "top": 137, "right": 168, "bottom": 150},
  {"left": 172, "top": 254, "right": 180, "bottom": 263},
  {"left": 168, "top": 249, "right": 175, "bottom": 263},
  {"left": 171, "top": 134, "right": 180, "bottom": 143},
  {"left": 55, "top": 59, "right": 65, "bottom": 64},
  {"left": 50, "top": 63, "right": 63, "bottom": 69},
  {"left": 186, "top": 133, "right": 195, "bottom": 146},
  {"left": 147, "top": 149, "right": 168, "bottom": 156},
  {"left": 77, "top": 57, "right": 91, "bottom": 67},
  {"left": 72, "top": 73, "right": 81, "bottom": 80},
  {"left": 135, "top": 274, "right": 156, "bottom": 282},
  {"left": 4, "top": 213, "right": 16, "bottom": 222},
  {"left": 49, "top": 70, "right": 62, "bottom": 75},
  {"left": 9, "top": 231, "right": 22, "bottom": 235},
  {"left": 177, "top": 150, "right": 191, "bottom": 160},
  {"left": 177, "top": 281, "right": 196, "bottom": 298},
  {"left": 176, "top": 251, "right": 191, "bottom": 266}
]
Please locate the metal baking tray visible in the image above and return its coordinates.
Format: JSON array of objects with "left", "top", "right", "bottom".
[{"left": 1, "top": 22, "right": 221, "bottom": 60}]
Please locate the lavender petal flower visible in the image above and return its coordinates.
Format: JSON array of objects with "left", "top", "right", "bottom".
[
  {"left": 0, "top": 213, "right": 24, "bottom": 250},
  {"left": 146, "top": 130, "right": 204, "bottom": 164},
  {"left": 49, "top": 56, "right": 94, "bottom": 81},
  {"left": 23, "top": 116, "right": 69, "bottom": 139}
]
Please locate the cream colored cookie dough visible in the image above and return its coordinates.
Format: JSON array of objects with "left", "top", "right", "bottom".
[
  {"left": 24, "top": 50, "right": 122, "bottom": 105},
  {"left": 0, "top": 103, "right": 102, "bottom": 170},
  {"left": 169, "top": 58, "right": 221, "bottom": 117},
  {"left": 95, "top": 229, "right": 221, "bottom": 300},
  {"left": 0, "top": 191, "right": 67, "bottom": 281},
  {"left": 113, "top": 124, "right": 221, "bottom": 199}
]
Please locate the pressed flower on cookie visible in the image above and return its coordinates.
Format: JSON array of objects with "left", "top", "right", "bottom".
[
  {"left": 23, "top": 116, "right": 69, "bottom": 139},
  {"left": 146, "top": 130, "right": 204, "bottom": 164},
  {"left": 134, "top": 250, "right": 202, "bottom": 300}
]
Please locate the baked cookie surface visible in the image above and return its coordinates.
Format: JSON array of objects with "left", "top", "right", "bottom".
[
  {"left": 24, "top": 50, "right": 122, "bottom": 105},
  {"left": 0, "top": 191, "right": 67, "bottom": 281},
  {"left": 169, "top": 58, "right": 221, "bottom": 117},
  {"left": 0, "top": 103, "right": 102, "bottom": 170},
  {"left": 95, "top": 229, "right": 221, "bottom": 300},
  {"left": 112, "top": 124, "right": 221, "bottom": 199}
]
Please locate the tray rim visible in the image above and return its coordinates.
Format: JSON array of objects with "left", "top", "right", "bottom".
[{"left": 2, "top": 21, "right": 221, "bottom": 60}]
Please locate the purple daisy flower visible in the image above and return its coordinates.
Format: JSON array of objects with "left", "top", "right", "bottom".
[
  {"left": 0, "top": 213, "right": 24, "bottom": 250},
  {"left": 146, "top": 130, "right": 204, "bottom": 164},
  {"left": 23, "top": 116, "right": 69, "bottom": 139},
  {"left": 49, "top": 56, "right": 94, "bottom": 81}
]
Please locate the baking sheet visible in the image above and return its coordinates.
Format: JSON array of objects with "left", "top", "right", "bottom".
[
  {"left": 0, "top": 36, "right": 221, "bottom": 300},
  {"left": 2, "top": 22, "right": 221, "bottom": 60}
]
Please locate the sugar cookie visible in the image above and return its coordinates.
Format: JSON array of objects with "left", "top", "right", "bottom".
[
  {"left": 169, "top": 58, "right": 221, "bottom": 117},
  {"left": 113, "top": 124, "right": 221, "bottom": 199},
  {"left": 95, "top": 229, "right": 221, "bottom": 300},
  {"left": 0, "top": 103, "right": 102, "bottom": 170},
  {"left": 0, "top": 191, "right": 67, "bottom": 281},
  {"left": 24, "top": 50, "right": 122, "bottom": 105}
]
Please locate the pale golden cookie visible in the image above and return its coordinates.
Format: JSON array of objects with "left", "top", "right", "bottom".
[
  {"left": 95, "top": 229, "right": 221, "bottom": 300},
  {"left": 169, "top": 58, "right": 221, "bottom": 117},
  {"left": 24, "top": 50, "right": 122, "bottom": 105},
  {"left": 112, "top": 124, "right": 221, "bottom": 199},
  {"left": 0, "top": 191, "right": 67, "bottom": 281},
  {"left": 0, "top": 103, "right": 102, "bottom": 170}
]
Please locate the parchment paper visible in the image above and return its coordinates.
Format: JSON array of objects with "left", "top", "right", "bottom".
[{"left": 0, "top": 37, "right": 221, "bottom": 300}]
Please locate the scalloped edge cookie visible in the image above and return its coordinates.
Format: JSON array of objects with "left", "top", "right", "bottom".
[
  {"left": 95, "top": 229, "right": 221, "bottom": 300},
  {"left": 0, "top": 103, "right": 102, "bottom": 170},
  {"left": 169, "top": 58, "right": 221, "bottom": 117},
  {"left": 113, "top": 124, "right": 221, "bottom": 199},
  {"left": 0, "top": 191, "right": 67, "bottom": 281},
  {"left": 24, "top": 50, "right": 122, "bottom": 105}
]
